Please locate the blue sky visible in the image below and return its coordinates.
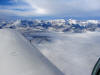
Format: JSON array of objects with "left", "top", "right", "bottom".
[{"left": 0, "top": 0, "right": 100, "bottom": 19}]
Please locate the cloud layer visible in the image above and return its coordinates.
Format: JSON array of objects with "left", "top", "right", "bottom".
[{"left": 31, "top": 32, "right": 100, "bottom": 75}]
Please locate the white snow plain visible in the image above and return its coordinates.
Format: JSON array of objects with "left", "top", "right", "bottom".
[
  {"left": 0, "top": 29, "right": 64, "bottom": 75},
  {"left": 31, "top": 31, "right": 100, "bottom": 75}
]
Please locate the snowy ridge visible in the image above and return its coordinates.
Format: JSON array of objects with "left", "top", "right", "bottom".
[{"left": 0, "top": 29, "right": 64, "bottom": 75}]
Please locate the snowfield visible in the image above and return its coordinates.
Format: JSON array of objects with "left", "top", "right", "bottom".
[
  {"left": 30, "top": 31, "right": 100, "bottom": 75},
  {"left": 0, "top": 29, "right": 64, "bottom": 75}
]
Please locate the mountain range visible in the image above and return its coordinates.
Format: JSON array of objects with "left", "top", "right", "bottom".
[{"left": 0, "top": 19, "right": 100, "bottom": 33}]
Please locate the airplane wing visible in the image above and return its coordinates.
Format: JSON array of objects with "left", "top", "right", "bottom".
[{"left": 0, "top": 29, "right": 64, "bottom": 75}]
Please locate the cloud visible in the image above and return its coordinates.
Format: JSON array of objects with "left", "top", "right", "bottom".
[
  {"left": 21, "top": 0, "right": 100, "bottom": 16},
  {"left": 0, "top": 0, "right": 100, "bottom": 17},
  {"left": 31, "top": 32, "right": 100, "bottom": 75}
]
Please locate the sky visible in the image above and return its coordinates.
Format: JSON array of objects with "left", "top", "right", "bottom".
[{"left": 0, "top": 0, "right": 100, "bottom": 19}]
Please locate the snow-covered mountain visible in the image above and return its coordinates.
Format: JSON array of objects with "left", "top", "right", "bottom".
[{"left": 0, "top": 19, "right": 100, "bottom": 33}]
